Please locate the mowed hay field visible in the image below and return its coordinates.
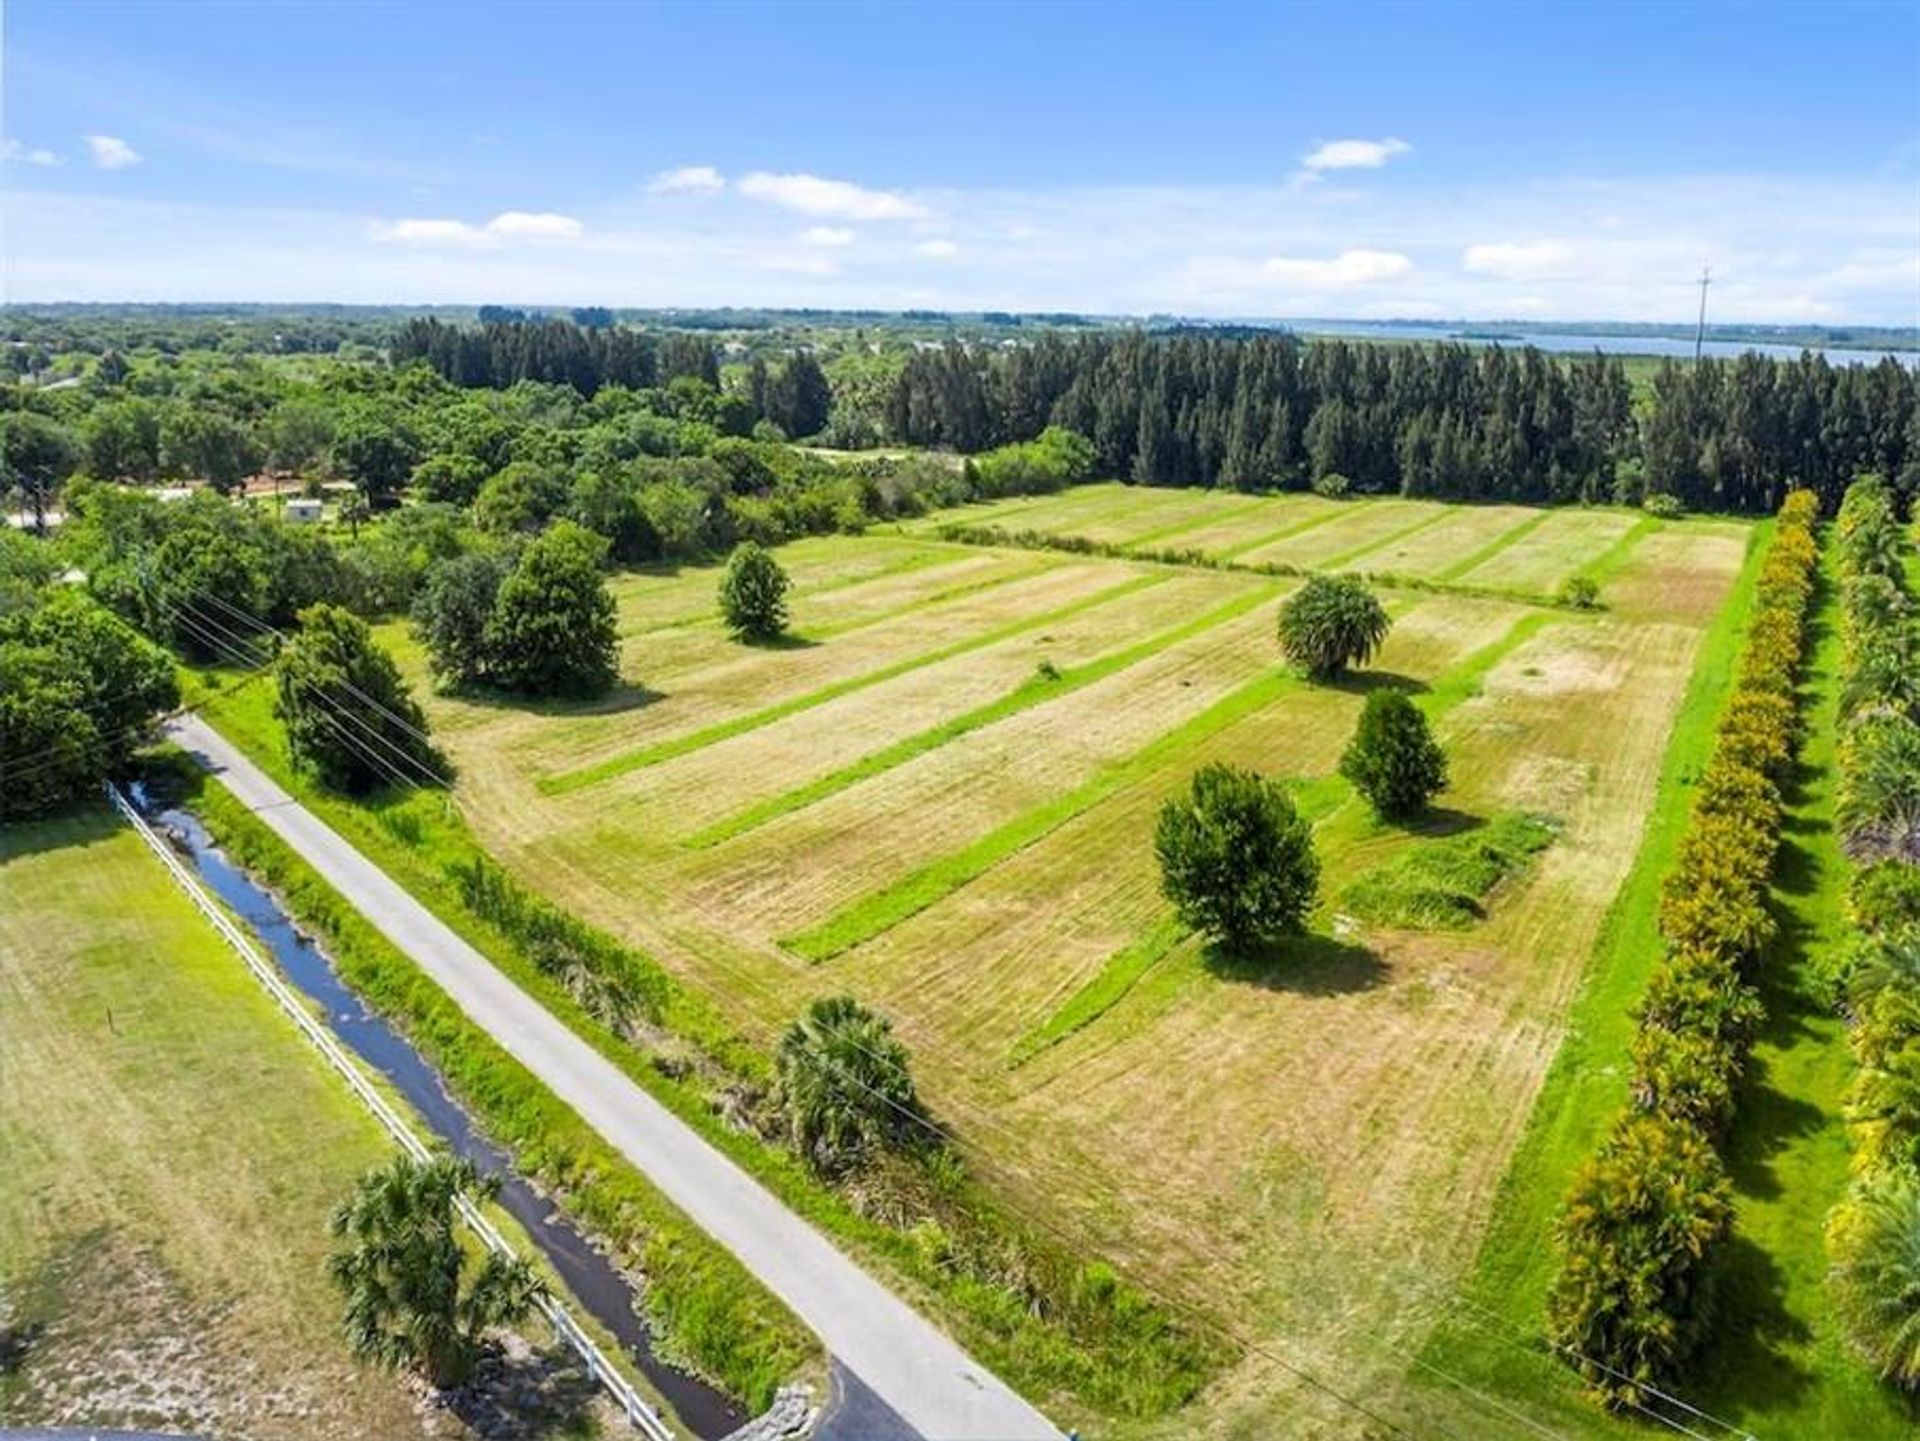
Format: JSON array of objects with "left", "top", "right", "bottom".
[
  {"left": 384, "top": 489, "right": 1755, "bottom": 1435},
  {"left": 0, "top": 814, "right": 444, "bottom": 1439}
]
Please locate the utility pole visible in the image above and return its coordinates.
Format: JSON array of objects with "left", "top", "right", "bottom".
[{"left": 1693, "top": 264, "right": 1712, "bottom": 362}]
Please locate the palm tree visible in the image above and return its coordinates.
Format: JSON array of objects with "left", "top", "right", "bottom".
[
  {"left": 1277, "top": 574, "right": 1392, "bottom": 679},
  {"left": 1828, "top": 1170, "right": 1920, "bottom": 1389},
  {"left": 1839, "top": 716, "right": 1920, "bottom": 863},
  {"left": 777, "top": 995, "right": 927, "bottom": 1175},
  {"left": 327, "top": 1153, "right": 545, "bottom": 1389}
]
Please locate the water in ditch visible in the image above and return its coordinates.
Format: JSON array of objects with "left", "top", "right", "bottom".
[{"left": 137, "top": 792, "right": 748, "bottom": 1441}]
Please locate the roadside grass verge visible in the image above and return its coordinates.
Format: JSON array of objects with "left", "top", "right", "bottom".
[
  {"left": 540, "top": 571, "right": 1166, "bottom": 795},
  {"left": 1413, "top": 519, "right": 1773, "bottom": 1424},
  {"left": 173, "top": 675, "right": 1225, "bottom": 1428},
  {"left": 1339, "top": 813, "right": 1559, "bottom": 930},
  {"left": 782, "top": 664, "right": 1308, "bottom": 963},
  {"left": 167, "top": 763, "right": 818, "bottom": 1412},
  {"left": 689, "top": 579, "right": 1286, "bottom": 849}
]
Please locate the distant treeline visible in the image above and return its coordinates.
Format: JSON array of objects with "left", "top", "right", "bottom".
[
  {"left": 887, "top": 333, "right": 1919, "bottom": 513},
  {"left": 394, "top": 320, "right": 1919, "bottom": 514}
]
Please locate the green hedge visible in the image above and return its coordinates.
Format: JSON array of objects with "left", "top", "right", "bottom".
[
  {"left": 1824, "top": 476, "right": 1920, "bottom": 1392},
  {"left": 1546, "top": 489, "right": 1819, "bottom": 1406}
]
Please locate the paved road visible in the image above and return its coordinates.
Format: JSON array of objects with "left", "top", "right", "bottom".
[{"left": 169, "top": 714, "right": 1058, "bottom": 1441}]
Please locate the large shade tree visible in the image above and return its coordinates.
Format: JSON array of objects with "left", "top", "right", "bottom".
[
  {"left": 482, "top": 520, "right": 619, "bottom": 698},
  {"left": 1154, "top": 762, "right": 1319, "bottom": 951},
  {"left": 275, "top": 603, "right": 446, "bottom": 794}
]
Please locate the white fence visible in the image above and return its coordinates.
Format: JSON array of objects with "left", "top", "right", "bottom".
[{"left": 105, "top": 782, "right": 677, "bottom": 1440}]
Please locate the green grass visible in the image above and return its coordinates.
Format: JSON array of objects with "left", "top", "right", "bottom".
[
  {"left": 1007, "top": 915, "right": 1189, "bottom": 1069},
  {"left": 173, "top": 675, "right": 1222, "bottom": 1431},
  {"left": 1339, "top": 813, "right": 1560, "bottom": 930},
  {"left": 1436, "top": 511, "right": 1554, "bottom": 582},
  {"left": 173, "top": 767, "right": 819, "bottom": 1411},
  {"left": 1577, "top": 514, "right": 1661, "bottom": 590},
  {"left": 1211, "top": 499, "right": 1362, "bottom": 559},
  {"left": 1683, "top": 543, "right": 1914, "bottom": 1437},
  {"left": 783, "top": 663, "right": 1309, "bottom": 962},
  {"left": 688, "top": 579, "right": 1286, "bottom": 849},
  {"left": 1414, "top": 519, "right": 1775, "bottom": 1432},
  {"left": 1314, "top": 503, "right": 1464, "bottom": 570},
  {"left": 540, "top": 571, "right": 1166, "bottom": 795}
]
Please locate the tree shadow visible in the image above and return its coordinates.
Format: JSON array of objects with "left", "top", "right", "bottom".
[
  {"left": 1398, "top": 805, "right": 1486, "bottom": 839},
  {"left": 736, "top": 631, "right": 820, "bottom": 651},
  {"left": 1324, "top": 669, "right": 1430, "bottom": 697},
  {"left": 441, "top": 1340, "right": 601, "bottom": 1439},
  {"left": 1693, "top": 1234, "right": 1816, "bottom": 1414},
  {"left": 1203, "top": 932, "right": 1388, "bottom": 995},
  {"left": 0, "top": 801, "right": 124, "bottom": 861},
  {"left": 454, "top": 681, "right": 664, "bottom": 718}
]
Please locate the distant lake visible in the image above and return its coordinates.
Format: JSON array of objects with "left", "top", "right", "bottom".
[{"left": 1295, "top": 319, "right": 1918, "bottom": 368}]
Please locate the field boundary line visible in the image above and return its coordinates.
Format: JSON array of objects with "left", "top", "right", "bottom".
[
  {"left": 686, "top": 577, "right": 1290, "bottom": 849},
  {"left": 102, "top": 782, "right": 675, "bottom": 1441},
  {"left": 1312, "top": 504, "right": 1464, "bottom": 572},
  {"left": 1212, "top": 498, "right": 1361, "bottom": 560},
  {"left": 781, "top": 659, "right": 1313, "bottom": 963},
  {"left": 541, "top": 571, "right": 1167, "bottom": 795},
  {"left": 1435, "top": 511, "right": 1554, "bottom": 582}
]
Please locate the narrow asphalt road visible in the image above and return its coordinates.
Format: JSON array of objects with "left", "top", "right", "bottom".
[{"left": 168, "top": 714, "right": 1059, "bottom": 1441}]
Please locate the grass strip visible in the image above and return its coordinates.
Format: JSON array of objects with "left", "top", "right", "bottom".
[
  {"left": 542, "top": 571, "right": 1167, "bottom": 795},
  {"left": 802, "top": 555, "right": 1057, "bottom": 641},
  {"left": 1415, "top": 518, "right": 1772, "bottom": 1414},
  {"left": 1212, "top": 499, "right": 1363, "bottom": 560},
  {"left": 1571, "top": 513, "right": 1662, "bottom": 590},
  {"left": 1435, "top": 511, "right": 1554, "bottom": 582},
  {"left": 1007, "top": 915, "right": 1189, "bottom": 1069},
  {"left": 1339, "top": 813, "right": 1559, "bottom": 930},
  {"left": 783, "top": 663, "right": 1307, "bottom": 963},
  {"left": 688, "top": 579, "right": 1287, "bottom": 849},
  {"left": 1312, "top": 503, "right": 1464, "bottom": 571},
  {"left": 618, "top": 543, "right": 963, "bottom": 639}
]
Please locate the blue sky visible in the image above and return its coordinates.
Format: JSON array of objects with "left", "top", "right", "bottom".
[{"left": 6, "top": 0, "right": 1919, "bottom": 322}]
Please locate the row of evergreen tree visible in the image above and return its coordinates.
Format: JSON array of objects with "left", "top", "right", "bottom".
[
  {"left": 392, "top": 317, "right": 722, "bottom": 397},
  {"left": 887, "top": 332, "right": 1919, "bottom": 512}
]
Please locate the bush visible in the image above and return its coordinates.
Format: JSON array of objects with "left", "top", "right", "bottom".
[
  {"left": 719, "top": 541, "right": 792, "bottom": 642},
  {"left": 1339, "top": 689, "right": 1447, "bottom": 819},
  {"left": 1827, "top": 1169, "right": 1920, "bottom": 1390},
  {"left": 777, "top": 996, "right": 928, "bottom": 1177},
  {"left": 1338, "top": 813, "right": 1555, "bottom": 930},
  {"left": 1643, "top": 491, "right": 1685, "bottom": 518},
  {"left": 1546, "top": 1112, "right": 1733, "bottom": 1406},
  {"left": 1277, "top": 574, "right": 1391, "bottom": 679},
  {"left": 1154, "top": 763, "right": 1318, "bottom": 950},
  {"left": 1559, "top": 575, "right": 1601, "bottom": 609}
]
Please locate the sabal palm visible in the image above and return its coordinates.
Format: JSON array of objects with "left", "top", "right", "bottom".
[
  {"left": 1828, "top": 1170, "right": 1920, "bottom": 1389},
  {"left": 327, "top": 1154, "right": 544, "bottom": 1388},
  {"left": 1839, "top": 716, "right": 1920, "bottom": 863},
  {"left": 777, "top": 995, "right": 926, "bottom": 1175}
]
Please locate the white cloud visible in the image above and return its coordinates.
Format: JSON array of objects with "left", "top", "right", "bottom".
[
  {"left": 1263, "top": 248, "right": 1413, "bottom": 287},
  {"left": 2, "top": 139, "right": 62, "bottom": 167},
  {"left": 486, "top": 210, "right": 583, "bottom": 239},
  {"left": 649, "top": 165, "right": 725, "bottom": 194},
  {"left": 373, "top": 212, "right": 583, "bottom": 246},
  {"left": 737, "top": 171, "right": 929, "bottom": 221},
  {"left": 376, "top": 217, "right": 487, "bottom": 246},
  {"left": 1300, "top": 137, "right": 1410, "bottom": 175},
  {"left": 800, "top": 225, "right": 856, "bottom": 247},
  {"left": 916, "top": 238, "right": 960, "bottom": 259},
  {"left": 84, "top": 134, "right": 142, "bottom": 170},
  {"left": 1461, "top": 239, "right": 1581, "bottom": 281}
]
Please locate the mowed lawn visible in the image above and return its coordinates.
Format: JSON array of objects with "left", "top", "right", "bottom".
[
  {"left": 370, "top": 490, "right": 1756, "bottom": 1436},
  {"left": 907, "top": 480, "right": 1664, "bottom": 598},
  {"left": 0, "top": 813, "right": 445, "bottom": 1438}
]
